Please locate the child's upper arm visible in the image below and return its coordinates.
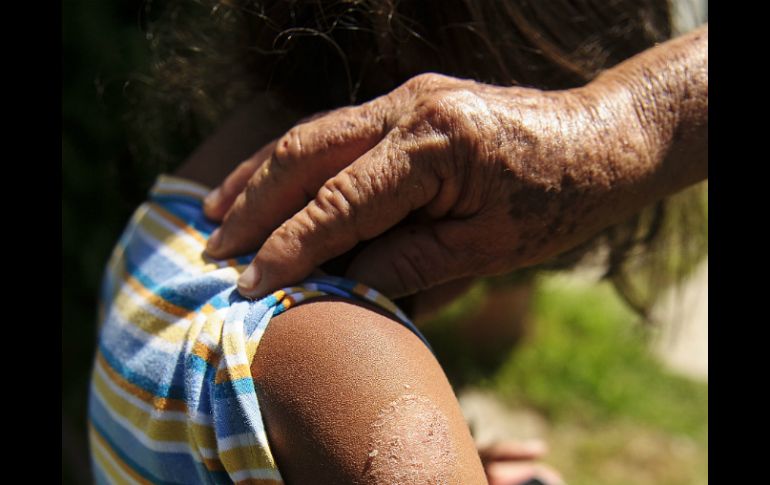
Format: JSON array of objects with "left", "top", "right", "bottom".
[{"left": 251, "top": 297, "right": 486, "bottom": 484}]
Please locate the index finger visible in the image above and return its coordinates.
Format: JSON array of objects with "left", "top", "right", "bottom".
[
  {"left": 236, "top": 132, "right": 445, "bottom": 298},
  {"left": 205, "top": 99, "right": 393, "bottom": 259}
]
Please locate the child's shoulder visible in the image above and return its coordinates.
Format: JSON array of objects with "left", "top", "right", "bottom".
[{"left": 252, "top": 296, "right": 485, "bottom": 484}]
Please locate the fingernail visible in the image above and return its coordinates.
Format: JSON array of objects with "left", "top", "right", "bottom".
[
  {"left": 207, "top": 228, "right": 222, "bottom": 253},
  {"left": 204, "top": 188, "right": 221, "bottom": 209},
  {"left": 238, "top": 265, "right": 261, "bottom": 296}
]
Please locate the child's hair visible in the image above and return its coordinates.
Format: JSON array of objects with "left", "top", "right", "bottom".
[{"left": 129, "top": 0, "right": 707, "bottom": 322}]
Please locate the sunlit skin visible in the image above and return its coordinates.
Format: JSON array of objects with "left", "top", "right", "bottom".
[
  {"left": 174, "top": 24, "right": 706, "bottom": 484},
  {"left": 257, "top": 299, "right": 565, "bottom": 484},
  {"left": 252, "top": 298, "right": 487, "bottom": 484},
  {"left": 202, "top": 25, "right": 707, "bottom": 300},
  {"left": 173, "top": 85, "right": 564, "bottom": 485}
]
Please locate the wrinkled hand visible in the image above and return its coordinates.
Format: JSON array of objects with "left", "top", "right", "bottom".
[
  {"left": 203, "top": 71, "right": 656, "bottom": 298},
  {"left": 205, "top": 25, "right": 708, "bottom": 299}
]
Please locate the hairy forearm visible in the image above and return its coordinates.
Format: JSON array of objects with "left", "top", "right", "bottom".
[
  {"left": 584, "top": 23, "right": 708, "bottom": 201},
  {"left": 477, "top": 24, "right": 708, "bottom": 267},
  {"left": 196, "top": 23, "right": 708, "bottom": 296}
]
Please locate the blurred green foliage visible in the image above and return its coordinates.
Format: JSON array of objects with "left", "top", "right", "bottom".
[
  {"left": 63, "top": 3, "right": 707, "bottom": 484},
  {"left": 423, "top": 275, "right": 708, "bottom": 484},
  {"left": 493, "top": 277, "right": 707, "bottom": 441}
]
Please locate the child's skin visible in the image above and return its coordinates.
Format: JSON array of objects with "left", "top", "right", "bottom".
[
  {"left": 176, "top": 94, "right": 561, "bottom": 484},
  {"left": 177, "top": 97, "right": 490, "bottom": 484},
  {"left": 204, "top": 26, "right": 708, "bottom": 300},
  {"left": 253, "top": 297, "right": 486, "bottom": 484}
]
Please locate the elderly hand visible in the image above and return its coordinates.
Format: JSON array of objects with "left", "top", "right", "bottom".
[{"left": 204, "top": 26, "right": 707, "bottom": 299}]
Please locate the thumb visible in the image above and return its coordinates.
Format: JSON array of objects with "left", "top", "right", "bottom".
[{"left": 345, "top": 222, "right": 478, "bottom": 298}]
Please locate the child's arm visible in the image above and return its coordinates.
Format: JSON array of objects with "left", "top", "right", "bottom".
[{"left": 251, "top": 297, "right": 487, "bottom": 484}]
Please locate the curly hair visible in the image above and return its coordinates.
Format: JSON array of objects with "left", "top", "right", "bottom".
[{"left": 128, "top": 0, "right": 707, "bottom": 321}]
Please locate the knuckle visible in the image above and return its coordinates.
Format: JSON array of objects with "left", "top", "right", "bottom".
[
  {"left": 391, "top": 113, "right": 455, "bottom": 184},
  {"left": 293, "top": 187, "right": 360, "bottom": 260},
  {"left": 265, "top": 221, "right": 303, "bottom": 261},
  {"left": 414, "top": 96, "right": 448, "bottom": 129},
  {"left": 402, "top": 72, "right": 449, "bottom": 92},
  {"left": 416, "top": 89, "right": 478, "bottom": 130},
  {"left": 408, "top": 87, "right": 496, "bottom": 174},
  {"left": 315, "top": 175, "right": 358, "bottom": 223},
  {"left": 306, "top": 168, "right": 385, "bottom": 245},
  {"left": 322, "top": 107, "right": 366, "bottom": 146},
  {"left": 273, "top": 126, "right": 304, "bottom": 166},
  {"left": 401, "top": 90, "right": 462, "bottom": 139}
]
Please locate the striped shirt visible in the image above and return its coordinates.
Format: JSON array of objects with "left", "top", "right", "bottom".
[{"left": 88, "top": 175, "right": 428, "bottom": 484}]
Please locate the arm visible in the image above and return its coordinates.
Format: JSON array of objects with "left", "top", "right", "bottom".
[
  {"left": 251, "top": 298, "right": 486, "bottom": 484},
  {"left": 204, "top": 26, "right": 708, "bottom": 299},
  {"left": 570, "top": 23, "right": 707, "bottom": 219}
]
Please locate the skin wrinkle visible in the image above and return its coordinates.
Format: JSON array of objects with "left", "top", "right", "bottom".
[
  {"left": 626, "top": 68, "right": 664, "bottom": 160},
  {"left": 375, "top": 143, "right": 417, "bottom": 216},
  {"left": 502, "top": 28, "right": 704, "bottom": 270},
  {"left": 424, "top": 90, "right": 483, "bottom": 218},
  {"left": 501, "top": 95, "right": 610, "bottom": 263},
  {"left": 449, "top": 89, "right": 511, "bottom": 218},
  {"left": 281, "top": 214, "right": 312, "bottom": 259},
  {"left": 392, "top": 240, "right": 432, "bottom": 292},
  {"left": 573, "top": 85, "right": 647, "bottom": 188},
  {"left": 202, "top": 26, "right": 705, "bottom": 300},
  {"left": 148, "top": 19, "right": 703, "bottom": 480},
  {"left": 320, "top": 175, "right": 360, "bottom": 229},
  {"left": 304, "top": 201, "right": 357, "bottom": 261},
  {"left": 145, "top": 8, "right": 705, "bottom": 476},
  {"left": 427, "top": 223, "right": 462, "bottom": 264},
  {"left": 421, "top": 136, "right": 458, "bottom": 219},
  {"left": 361, "top": 145, "right": 394, "bottom": 203},
  {"left": 567, "top": 99, "right": 610, "bottom": 188}
]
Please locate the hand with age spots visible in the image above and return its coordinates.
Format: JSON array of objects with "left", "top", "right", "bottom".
[{"left": 203, "top": 25, "right": 707, "bottom": 299}]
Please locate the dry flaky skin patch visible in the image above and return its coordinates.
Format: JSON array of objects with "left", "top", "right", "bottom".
[{"left": 364, "top": 394, "right": 456, "bottom": 484}]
